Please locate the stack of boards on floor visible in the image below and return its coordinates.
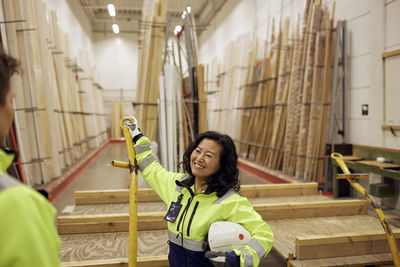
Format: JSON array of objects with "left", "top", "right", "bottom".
[{"left": 57, "top": 182, "right": 399, "bottom": 266}]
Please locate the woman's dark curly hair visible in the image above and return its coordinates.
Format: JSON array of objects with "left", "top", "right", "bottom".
[{"left": 182, "top": 131, "right": 240, "bottom": 197}]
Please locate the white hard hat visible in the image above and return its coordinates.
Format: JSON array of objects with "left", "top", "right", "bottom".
[{"left": 208, "top": 221, "right": 251, "bottom": 253}]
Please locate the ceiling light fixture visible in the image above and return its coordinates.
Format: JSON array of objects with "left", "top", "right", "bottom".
[
  {"left": 107, "top": 3, "right": 116, "bottom": 17},
  {"left": 182, "top": 10, "right": 187, "bottom": 19},
  {"left": 175, "top": 25, "right": 182, "bottom": 32},
  {"left": 112, "top": 24, "right": 120, "bottom": 34},
  {"left": 186, "top": 6, "right": 191, "bottom": 13}
]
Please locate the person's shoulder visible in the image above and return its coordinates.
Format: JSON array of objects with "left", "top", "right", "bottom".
[
  {"left": 0, "top": 177, "right": 53, "bottom": 210},
  {"left": 0, "top": 173, "right": 19, "bottom": 191}
]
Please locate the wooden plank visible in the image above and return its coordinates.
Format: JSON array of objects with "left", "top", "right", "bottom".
[
  {"left": 358, "top": 160, "right": 400, "bottom": 169},
  {"left": 58, "top": 199, "right": 367, "bottom": 234},
  {"left": 63, "top": 256, "right": 168, "bottom": 267},
  {"left": 74, "top": 183, "right": 319, "bottom": 205},
  {"left": 295, "top": 230, "right": 400, "bottom": 260},
  {"left": 57, "top": 212, "right": 166, "bottom": 234},
  {"left": 269, "top": 215, "right": 399, "bottom": 262},
  {"left": 75, "top": 188, "right": 161, "bottom": 204},
  {"left": 255, "top": 199, "right": 368, "bottom": 220},
  {"left": 382, "top": 49, "right": 400, "bottom": 58},
  {"left": 289, "top": 253, "right": 395, "bottom": 267},
  {"left": 69, "top": 195, "right": 329, "bottom": 216}
]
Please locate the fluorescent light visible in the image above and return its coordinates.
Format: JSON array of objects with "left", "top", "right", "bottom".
[
  {"left": 186, "top": 6, "right": 191, "bottom": 13},
  {"left": 107, "top": 4, "right": 116, "bottom": 16},
  {"left": 175, "top": 25, "right": 182, "bottom": 32},
  {"left": 182, "top": 10, "right": 186, "bottom": 19},
  {"left": 112, "top": 24, "right": 119, "bottom": 34}
]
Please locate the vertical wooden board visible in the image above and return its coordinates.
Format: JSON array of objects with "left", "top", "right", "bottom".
[
  {"left": 295, "top": 5, "right": 323, "bottom": 179},
  {"left": 196, "top": 64, "right": 207, "bottom": 133},
  {"left": 33, "top": 0, "right": 62, "bottom": 179},
  {"left": 111, "top": 101, "right": 123, "bottom": 139},
  {"left": 238, "top": 40, "right": 258, "bottom": 157},
  {"left": 304, "top": 10, "right": 332, "bottom": 182},
  {"left": 13, "top": 0, "right": 54, "bottom": 184},
  {"left": 50, "top": 11, "right": 74, "bottom": 164},
  {"left": 282, "top": 22, "right": 302, "bottom": 175},
  {"left": 1, "top": 0, "right": 35, "bottom": 184}
]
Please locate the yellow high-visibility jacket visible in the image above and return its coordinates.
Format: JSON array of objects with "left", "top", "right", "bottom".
[
  {"left": 0, "top": 149, "right": 61, "bottom": 267},
  {"left": 136, "top": 136, "right": 274, "bottom": 267}
]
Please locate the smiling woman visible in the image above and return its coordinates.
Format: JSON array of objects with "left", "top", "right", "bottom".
[{"left": 125, "top": 114, "right": 274, "bottom": 267}]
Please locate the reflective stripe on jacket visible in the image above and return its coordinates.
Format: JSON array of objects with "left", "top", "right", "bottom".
[
  {"left": 136, "top": 136, "right": 274, "bottom": 267},
  {"left": 0, "top": 149, "right": 61, "bottom": 267}
]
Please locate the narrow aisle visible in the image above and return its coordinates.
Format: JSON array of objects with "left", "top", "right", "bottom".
[{"left": 52, "top": 142, "right": 130, "bottom": 212}]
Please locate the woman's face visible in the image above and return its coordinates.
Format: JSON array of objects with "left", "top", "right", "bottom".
[
  {"left": 190, "top": 138, "right": 222, "bottom": 181},
  {"left": 0, "top": 84, "right": 14, "bottom": 146}
]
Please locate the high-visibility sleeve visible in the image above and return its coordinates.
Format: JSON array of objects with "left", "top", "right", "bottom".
[
  {"left": 224, "top": 195, "right": 274, "bottom": 267},
  {"left": 0, "top": 185, "right": 61, "bottom": 267},
  {"left": 135, "top": 136, "right": 185, "bottom": 204}
]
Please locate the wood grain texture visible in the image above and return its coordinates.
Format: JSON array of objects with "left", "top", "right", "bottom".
[
  {"left": 269, "top": 215, "right": 399, "bottom": 260},
  {"left": 289, "top": 253, "right": 394, "bottom": 267},
  {"left": 60, "top": 230, "right": 169, "bottom": 263},
  {"left": 74, "top": 182, "right": 319, "bottom": 205}
]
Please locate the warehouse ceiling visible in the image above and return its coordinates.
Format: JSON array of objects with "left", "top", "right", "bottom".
[{"left": 77, "top": 0, "right": 227, "bottom": 35}]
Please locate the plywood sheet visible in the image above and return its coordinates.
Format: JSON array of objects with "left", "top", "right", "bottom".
[{"left": 60, "top": 230, "right": 169, "bottom": 263}]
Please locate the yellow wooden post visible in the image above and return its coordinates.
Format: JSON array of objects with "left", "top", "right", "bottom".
[
  {"left": 111, "top": 118, "right": 138, "bottom": 267},
  {"left": 331, "top": 152, "right": 400, "bottom": 267}
]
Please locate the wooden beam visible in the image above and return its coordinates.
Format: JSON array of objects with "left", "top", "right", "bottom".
[
  {"left": 256, "top": 199, "right": 368, "bottom": 220},
  {"left": 57, "top": 212, "right": 166, "bottom": 234},
  {"left": 295, "top": 230, "right": 400, "bottom": 260},
  {"left": 62, "top": 256, "right": 169, "bottom": 267},
  {"left": 382, "top": 49, "right": 400, "bottom": 59},
  {"left": 58, "top": 199, "right": 367, "bottom": 234},
  {"left": 74, "top": 183, "right": 319, "bottom": 205},
  {"left": 75, "top": 188, "right": 161, "bottom": 204}
]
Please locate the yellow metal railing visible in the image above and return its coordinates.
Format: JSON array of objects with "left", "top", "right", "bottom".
[
  {"left": 331, "top": 152, "right": 400, "bottom": 267},
  {"left": 112, "top": 118, "right": 138, "bottom": 267}
]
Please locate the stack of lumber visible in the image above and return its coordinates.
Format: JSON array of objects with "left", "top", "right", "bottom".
[
  {"left": 57, "top": 182, "right": 400, "bottom": 266},
  {"left": 208, "top": 33, "right": 252, "bottom": 141},
  {"left": 0, "top": 0, "right": 107, "bottom": 186},
  {"left": 136, "top": 0, "right": 167, "bottom": 141},
  {"left": 206, "top": 0, "right": 334, "bottom": 182}
]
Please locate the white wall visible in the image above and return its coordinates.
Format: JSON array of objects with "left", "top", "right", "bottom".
[
  {"left": 198, "top": 0, "right": 400, "bottom": 150},
  {"left": 93, "top": 33, "right": 138, "bottom": 91},
  {"left": 93, "top": 33, "right": 138, "bottom": 120}
]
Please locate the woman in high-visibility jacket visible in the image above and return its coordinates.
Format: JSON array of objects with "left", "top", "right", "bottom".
[
  {"left": 0, "top": 51, "right": 61, "bottom": 267},
  {"left": 127, "top": 115, "right": 274, "bottom": 267}
]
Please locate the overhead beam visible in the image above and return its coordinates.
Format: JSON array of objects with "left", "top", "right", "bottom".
[
  {"left": 74, "top": 183, "right": 319, "bottom": 205},
  {"left": 295, "top": 230, "right": 400, "bottom": 260},
  {"left": 58, "top": 199, "right": 367, "bottom": 234}
]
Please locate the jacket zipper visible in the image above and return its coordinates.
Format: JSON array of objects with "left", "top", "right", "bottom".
[
  {"left": 187, "top": 201, "right": 199, "bottom": 237},
  {"left": 176, "top": 197, "right": 192, "bottom": 232}
]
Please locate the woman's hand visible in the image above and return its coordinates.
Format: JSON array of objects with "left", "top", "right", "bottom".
[{"left": 124, "top": 114, "right": 142, "bottom": 142}]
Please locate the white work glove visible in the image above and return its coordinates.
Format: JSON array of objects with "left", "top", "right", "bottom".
[{"left": 124, "top": 114, "right": 142, "bottom": 142}]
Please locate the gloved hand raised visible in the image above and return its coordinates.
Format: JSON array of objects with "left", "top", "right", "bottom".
[
  {"left": 124, "top": 114, "right": 143, "bottom": 142},
  {"left": 205, "top": 251, "right": 240, "bottom": 267}
]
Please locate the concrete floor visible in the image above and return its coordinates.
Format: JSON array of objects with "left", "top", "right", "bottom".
[{"left": 52, "top": 142, "right": 286, "bottom": 266}]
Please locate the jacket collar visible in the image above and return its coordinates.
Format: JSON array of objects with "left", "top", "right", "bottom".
[
  {"left": 0, "top": 148, "right": 15, "bottom": 175},
  {"left": 175, "top": 174, "right": 215, "bottom": 195}
]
